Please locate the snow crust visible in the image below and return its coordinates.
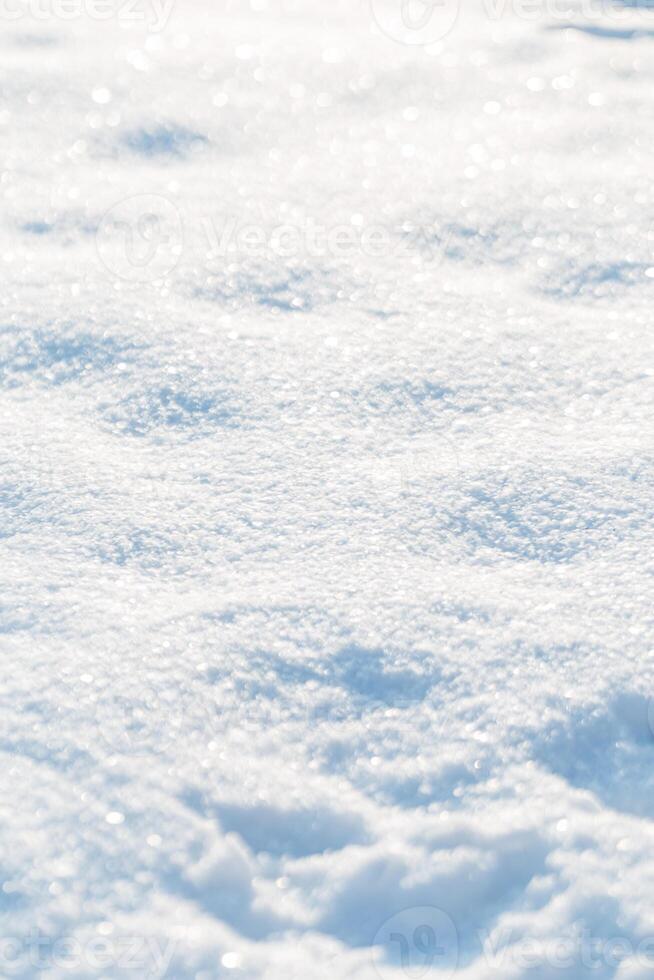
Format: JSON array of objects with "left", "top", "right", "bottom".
[{"left": 2, "top": 0, "right": 654, "bottom": 977}]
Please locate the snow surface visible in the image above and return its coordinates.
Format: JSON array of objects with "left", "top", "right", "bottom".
[{"left": 2, "top": 0, "right": 654, "bottom": 977}]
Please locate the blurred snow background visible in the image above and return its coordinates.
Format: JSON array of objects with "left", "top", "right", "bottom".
[{"left": 1, "top": 0, "right": 654, "bottom": 976}]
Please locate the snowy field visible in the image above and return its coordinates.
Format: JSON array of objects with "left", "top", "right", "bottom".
[{"left": 2, "top": 0, "right": 654, "bottom": 976}]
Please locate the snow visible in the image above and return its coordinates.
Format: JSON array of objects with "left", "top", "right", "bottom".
[{"left": 1, "top": 0, "right": 654, "bottom": 976}]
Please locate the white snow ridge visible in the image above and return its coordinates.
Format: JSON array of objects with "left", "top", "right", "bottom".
[{"left": 2, "top": 0, "right": 654, "bottom": 977}]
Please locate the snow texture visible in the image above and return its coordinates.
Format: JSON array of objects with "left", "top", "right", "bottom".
[{"left": 2, "top": 0, "right": 654, "bottom": 977}]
